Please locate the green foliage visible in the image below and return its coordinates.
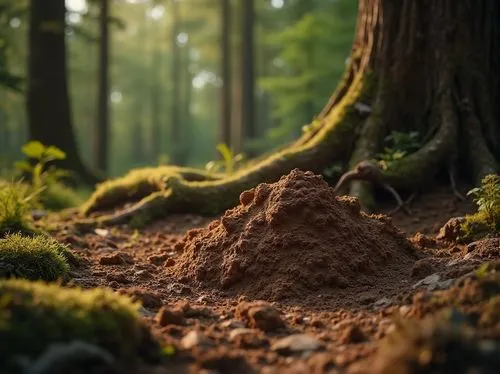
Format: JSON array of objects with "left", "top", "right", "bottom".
[
  {"left": 14, "top": 141, "right": 82, "bottom": 211},
  {"left": 0, "top": 279, "right": 160, "bottom": 372},
  {"left": 0, "top": 233, "right": 71, "bottom": 281},
  {"left": 376, "top": 131, "right": 421, "bottom": 171},
  {"left": 0, "top": 179, "right": 39, "bottom": 234},
  {"left": 15, "top": 141, "right": 70, "bottom": 190},
  {"left": 461, "top": 174, "right": 500, "bottom": 241},
  {"left": 205, "top": 143, "right": 245, "bottom": 175}
]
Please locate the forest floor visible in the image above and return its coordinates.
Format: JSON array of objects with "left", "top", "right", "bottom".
[{"left": 43, "top": 171, "right": 500, "bottom": 374}]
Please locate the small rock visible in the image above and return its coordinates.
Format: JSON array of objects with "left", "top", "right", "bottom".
[
  {"left": 339, "top": 325, "right": 367, "bottom": 344},
  {"left": 235, "top": 301, "right": 286, "bottom": 332},
  {"left": 229, "top": 328, "right": 256, "bottom": 341},
  {"left": 413, "top": 273, "right": 441, "bottom": 289},
  {"left": 271, "top": 334, "right": 323, "bottom": 355},
  {"left": 94, "top": 228, "right": 109, "bottom": 237},
  {"left": 139, "top": 306, "right": 155, "bottom": 317},
  {"left": 134, "top": 269, "right": 152, "bottom": 279},
  {"left": 221, "top": 320, "right": 246, "bottom": 329},
  {"left": 99, "top": 253, "right": 134, "bottom": 266},
  {"left": 181, "top": 331, "right": 212, "bottom": 349},
  {"left": 437, "top": 217, "right": 465, "bottom": 242},
  {"left": 156, "top": 306, "right": 186, "bottom": 326},
  {"left": 374, "top": 297, "right": 392, "bottom": 309},
  {"left": 31, "top": 209, "right": 48, "bottom": 220},
  {"left": 436, "top": 278, "right": 454, "bottom": 290}
]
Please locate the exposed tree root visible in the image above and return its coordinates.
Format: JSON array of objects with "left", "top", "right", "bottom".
[{"left": 78, "top": 73, "right": 368, "bottom": 228}]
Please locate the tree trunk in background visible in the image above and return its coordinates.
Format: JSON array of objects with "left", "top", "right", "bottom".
[
  {"left": 219, "top": 0, "right": 232, "bottom": 147},
  {"left": 150, "top": 49, "right": 162, "bottom": 162},
  {"left": 170, "top": 0, "right": 182, "bottom": 164},
  {"left": 240, "top": 0, "right": 255, "bottom": 155},
  {"left": 94, "top": 0, "right": 110, "bottom": 174},
  {"left": 27, "top": 0, "right": 99, "bottom": 185},
  {"left": 83, "top": 0, "right": 500, "bottom": 223}
]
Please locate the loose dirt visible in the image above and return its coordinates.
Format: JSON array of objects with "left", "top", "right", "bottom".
[
  {"left": 41, "top": 170, "right": 500, "bottom": 374},
  {"left": 169, "top": 169, "right": 416, "bottom": 304}
]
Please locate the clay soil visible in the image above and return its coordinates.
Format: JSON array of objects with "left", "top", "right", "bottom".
[{"left": 46, "top": 170, "right": 500, "bottom": 374}]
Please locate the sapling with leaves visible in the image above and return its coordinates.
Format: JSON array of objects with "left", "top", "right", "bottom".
[{"left": 15, "top": 141, "right": 71, "bottom": 192}]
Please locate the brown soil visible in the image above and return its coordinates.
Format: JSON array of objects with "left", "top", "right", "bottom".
[
  {"left": 169, "top": 169, "right": 416, "bottom": 304},
  {"left": 37, "top": 169, "right": 500, "bottom": 374}
]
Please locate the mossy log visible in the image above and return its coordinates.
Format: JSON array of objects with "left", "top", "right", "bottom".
[{"left": 79, "top": 0, "right": 500, "bottom": 228}]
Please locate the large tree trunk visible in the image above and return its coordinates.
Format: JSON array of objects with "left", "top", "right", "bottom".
[
  {"left": 94, "top": 0, "right": 110, "bottom": 174},
  {"left": 27, "top": 0, "right": 99, "bottom": 186},
  {"left": 81, "top": 0, "right": 499, "bottom": 226}
]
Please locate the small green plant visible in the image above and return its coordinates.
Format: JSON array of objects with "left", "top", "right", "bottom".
[
  {"left": 0, "top": 279, "right": 160, "bottom": 372},
  {"left": 14, "top": 141, "right": 83, "bottom": 211},
  {"left": 0, "top": 233, "right": 73, "bottom": 281},
  {"left": 460, "top": 174, "right": 500, "bottom": 241},
  {"left": 15, "top": 141, "right": 70, "bottom": 192},
  {"left": 375, "top": 131, "right": 421, "bottom": 170},
  {"left": 205, "top": 143, "right": 245, "bottom": 175}
]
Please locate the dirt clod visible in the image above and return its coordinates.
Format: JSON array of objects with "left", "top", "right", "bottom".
[
  {"left": 339, "top": 325, "right": 367, "bottom": 344},
  {"left": 99, "top": 252, "right": 134, "bottom": 265},
  {"left": 236, "top": 301, "right": 286, "bottom": 332},
  {"left": 169, "top": 169, "right": 415, "bottom": 302},
  {"left": 156, "top": 306, "right": 186, "bottom": 326}
]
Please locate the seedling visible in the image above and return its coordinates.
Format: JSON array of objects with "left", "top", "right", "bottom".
[
  {"left": 205, "top": 143, "right": 245, "bottom": 175},
  {"left": 376, "top": 131, "right": 421, "bottom": 170}
]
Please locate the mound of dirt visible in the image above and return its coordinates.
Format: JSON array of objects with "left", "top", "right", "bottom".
[{"left": 169, "top": 169, "right": 416, "bottom": 301}]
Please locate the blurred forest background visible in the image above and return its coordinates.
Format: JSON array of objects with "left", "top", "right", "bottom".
[{"left": 0, "top": 0, "right": 356, "bottom": 178}]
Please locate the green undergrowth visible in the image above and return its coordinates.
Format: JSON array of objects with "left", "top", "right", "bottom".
[
  {"left": 0, "top": 180, "right": 39, "bottom": 235},
  {"left": 40, "top": 181, "right": 86, "bottom": 211},
  {"left": 0, "top": 279, "right": 160, "bottom": 372},
  {"left": 0, "top": 233, "right": 76, "bottom": 281},
  {"left": 460, "top": 174, "right": 499, "bottom": 242}
]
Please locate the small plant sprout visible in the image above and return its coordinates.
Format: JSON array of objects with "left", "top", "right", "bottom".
[
  {"left": 14, "top": 141, "right": 71, "bottom": 191},
  {"left": 375, "top": 131, "right": 421, "bottom": 171},
  {"left": 205, "top": 143, "right": 245, "bottom": 175}
]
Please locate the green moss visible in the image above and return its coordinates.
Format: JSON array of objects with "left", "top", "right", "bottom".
[
  {"left": 0, "top": 279, "right": 160, "bottom": 372},
  {"left": 0, "top": 233, "right": 73, "bottom": 281},
  {"left": 0, "top": 180, "right": 38, "bottom": 235}
]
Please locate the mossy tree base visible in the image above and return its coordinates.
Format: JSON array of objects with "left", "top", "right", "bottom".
[{"left": 80, "top": 0, "right": 499, "bottom": 228}]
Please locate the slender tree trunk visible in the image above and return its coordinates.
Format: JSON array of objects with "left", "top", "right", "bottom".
[
  {"left": 240, "top": 0, "right": 255, "bottom": 154},
  {"left": 170, "top": 0, "right": 182, "bottom": 164},
  {"left": 94, "top": 0, "right": 110, "bottom": 174},
  {"left": 219, "top": 0, "right": 232, "bottom": 147},
  {"left": 27, "top": 0, "right": 99, "bottom": 185},
  {"left": 150, "top": 48, "right": 162, "bottom": 161}
]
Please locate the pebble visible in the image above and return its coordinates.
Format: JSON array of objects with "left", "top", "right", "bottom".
[
  {"left": 229, "top": 328, "right": 256, "bottom": 341},
  {"left": 181, "top": 331, "right": 213, "bottom": 349},
  {"left": 412, "top": 273, "right": 440, "bottom": 289},
  {"left": 374, "top": 297, "right": 392, "bottom": 309},
  {"left": 221, "top": 320, "right": 246, "bottom": 329},
  {"left": 236, "top": 301, "right": 286, "bottom": 332},
  {"left": 271, "top": 334, "right": 323, "bottom": 355}
]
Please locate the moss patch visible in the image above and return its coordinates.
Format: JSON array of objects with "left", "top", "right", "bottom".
[
  {"left": 0, "top": 233, "right": 72, "bottom": 281},
  {"left": 0, "top": 279, "right": 160, "bottom": 372},
  {"left": 0, "top": 180, "right": 38, "bottom": 235}
]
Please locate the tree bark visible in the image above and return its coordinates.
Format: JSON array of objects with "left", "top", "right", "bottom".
[
  {"left": 27, "top": 0, "right": 99, "bottom": 186},
  {"left": 94, "top": 0, "right": 110, "bottom": 174},
  {"left": 81, "top": 0, "right": 500, "bottom": 225}
]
